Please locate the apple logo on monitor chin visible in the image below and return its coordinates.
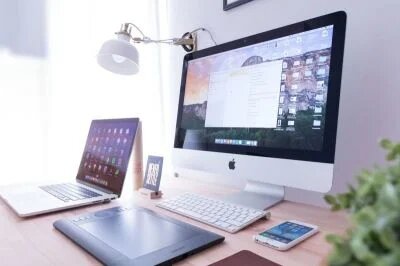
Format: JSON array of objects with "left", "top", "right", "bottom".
[{"left": 228, "top": 159, "right": 235, "bottom": 170}]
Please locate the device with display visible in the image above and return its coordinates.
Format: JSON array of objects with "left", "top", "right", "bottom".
[
  {"left": 0, "top": 118, "right": 139, "bottom": 217},
  {"left": 76, "top": 118, "right": 138, "bottom": 196},
  {"left": 172, "top": 11, "right": 346, "bottom": 210},
  {"left": 254, "top": 220, "right": 319, "bottom": 250}
]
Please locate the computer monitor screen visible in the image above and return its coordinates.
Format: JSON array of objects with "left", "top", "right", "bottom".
[
  {"left": 175, "top": 12, "right": 346, "bottom": 164},
  {"left": 77, "top": 118, "right": 139, "bottom": 195}
]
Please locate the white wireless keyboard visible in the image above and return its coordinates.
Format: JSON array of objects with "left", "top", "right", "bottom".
[{"left": 157, "top": 193, "right": 269, "bottom": 233}]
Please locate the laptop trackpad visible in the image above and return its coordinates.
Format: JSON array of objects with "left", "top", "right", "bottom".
[{"left": 80, "top": 208, "right": 196, "bottom": 259}]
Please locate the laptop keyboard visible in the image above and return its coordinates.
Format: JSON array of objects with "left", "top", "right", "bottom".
[{"left": 40, "top": 183, "right": 102, "bottom": 202}]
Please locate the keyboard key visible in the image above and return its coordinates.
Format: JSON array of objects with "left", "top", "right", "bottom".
[
  {"left": 216, "top": 221, "right": 230, "bottom": 228},
  {"left": 227, "top": 219, "right": 243, "bottom": 227}
]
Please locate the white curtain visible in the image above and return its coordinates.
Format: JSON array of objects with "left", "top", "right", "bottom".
[
  {"left": 0, "top": 0, "right": 164, "bottom": 185},
  {"left": 0, "top": 54, "right": 48, "bottom": 185},
  {"left": 0, "top": 0, "right": 48, "bottom": 185}
]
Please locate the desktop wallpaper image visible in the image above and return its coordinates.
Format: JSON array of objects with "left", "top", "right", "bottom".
[{"left": 179, "top": 27, "right": 333, "bottom": 152}]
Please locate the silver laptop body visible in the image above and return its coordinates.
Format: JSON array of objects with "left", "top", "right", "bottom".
[{"left": 0, "top": 118, "right": 139, "bottom": 217}]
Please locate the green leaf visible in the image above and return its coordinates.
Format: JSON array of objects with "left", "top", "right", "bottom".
[
  {"left": 353, "top": 206, "right": 376, "bottom": 226},
  {"left": 386, "top": 152, "right": 396, "bottom": 161},
  {"left": 380, "top": 139, "right": 393, "bottom": 150},
  {"left": 327, "top": 240, "right": 353, "bottom": 265},
  {"left": 357, "top": 170, "right": 372, "bottom": 184},
  {"left": 337, "top": 194, "right": 351, "bottom": 209},
  {"left": 350, "top": 234, "right": 374, "bottom": 261},
  {"left": 378, "top": 183, "right": 398, "bottom": 209},
  {"left": 331, "top": 204, "right": 341, "bottom": 211},
  {"left": 325, "top": 194, "right": 338, "bottom": 205},
  {"left": 386, "top": 144, "right": 400, "bottom": 161},
  {"left": 326, "top": 234, "right": 344, "bottom": 245},
  {"left": 378, "top": 228, "right": 397, "bottom": 250}
]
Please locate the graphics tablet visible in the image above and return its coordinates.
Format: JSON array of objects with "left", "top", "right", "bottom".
[{"left": 53, "top": 205, "right": 224, "bottom": 265}]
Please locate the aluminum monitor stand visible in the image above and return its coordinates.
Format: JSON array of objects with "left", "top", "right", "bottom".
[{"left": 223, "top": 180, "right": 284, "bottom": 210}]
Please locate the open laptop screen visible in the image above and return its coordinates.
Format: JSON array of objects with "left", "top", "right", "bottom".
[{"left": 76, "top": 118, "right": 139, "bottom": 195}]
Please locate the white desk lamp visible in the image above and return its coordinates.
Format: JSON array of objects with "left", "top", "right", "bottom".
[{"left": 97, "top": 23, "right": 216, "bottom": 75}]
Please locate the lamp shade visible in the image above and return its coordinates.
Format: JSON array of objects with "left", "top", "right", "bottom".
[{"left": 97, "top": 35, "right": 139, "bottom": 75}]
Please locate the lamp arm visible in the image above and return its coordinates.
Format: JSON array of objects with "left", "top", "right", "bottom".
[
  {"left": 116, "top": 23, "right": 217, "bottom": 52},
  {"left": 131, "top": 35, "right": 196, "bottom": 52},
  {"left": 142, "top": 38, "right": 193, "bottom": 45},
  {"left": 140, "top": 28, "right": 216, "bottom": 46}
]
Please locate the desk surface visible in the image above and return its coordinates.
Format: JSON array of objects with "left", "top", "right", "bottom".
[{"left": 0, "top": 177, "right": 348, "bottom": 266}]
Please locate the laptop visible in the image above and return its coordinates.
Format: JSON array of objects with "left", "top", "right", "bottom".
[{"left": 0, "top": 118, "right": 139, "bottom": 217}]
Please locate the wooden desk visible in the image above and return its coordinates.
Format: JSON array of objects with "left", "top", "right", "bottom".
[{"left": 0, "top": 178, "right": 348, "bottom": 266}]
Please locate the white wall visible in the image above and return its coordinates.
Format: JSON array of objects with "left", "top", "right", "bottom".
[{"left": 162, "top": 0, "right": 400, "bottom": 206}]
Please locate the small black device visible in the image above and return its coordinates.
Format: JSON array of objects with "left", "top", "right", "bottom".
[{"left": 54, "top": 205, "right": 224, "bottom": 265}]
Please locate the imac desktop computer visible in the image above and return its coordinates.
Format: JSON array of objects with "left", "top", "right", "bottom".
[{"left": 158, "top": 12, "right": 346, "bottom": 233}]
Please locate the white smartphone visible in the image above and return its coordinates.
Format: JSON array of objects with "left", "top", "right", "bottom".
[{"left": 254, "top": 220, "right": 318, "bottom": 251}]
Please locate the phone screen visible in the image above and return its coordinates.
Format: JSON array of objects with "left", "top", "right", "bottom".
[{"left": 260, "top": 221, "right": 313, "bottom": 244}]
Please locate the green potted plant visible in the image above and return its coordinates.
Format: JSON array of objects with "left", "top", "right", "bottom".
[{"left": 324, "top": 139, "right": 400, "bottom": 266}]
